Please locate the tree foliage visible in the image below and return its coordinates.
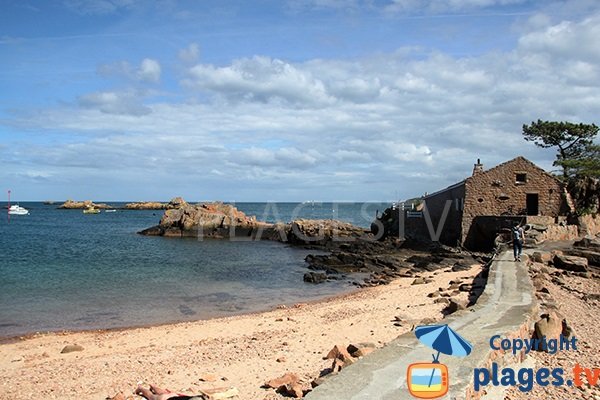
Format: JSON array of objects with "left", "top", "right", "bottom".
[
  {"left": 557, "top": 144, "right": 600, "bottom": 179},
  {"left": 522, "top": 120, "right": 599, "bottom": 179}
]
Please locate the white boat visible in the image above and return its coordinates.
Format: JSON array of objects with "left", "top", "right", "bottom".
[
  {"left": 105, "top": 209, "right": 117, "bottom": 213},
  {"left": 8, "top": 204, "right": 29, "bottom": 215}
]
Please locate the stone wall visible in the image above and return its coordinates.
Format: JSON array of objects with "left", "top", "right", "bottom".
[
  {"left": 462, "top": 157, "right": 565, "bottom": 248},
  {"left": 535, "top": 224, "right": 580, "bottom": 243},
  {"left": 578, "top": 214, "right": 600, "bottom": 236}
]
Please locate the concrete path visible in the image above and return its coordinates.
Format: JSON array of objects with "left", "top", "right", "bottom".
[{"left": 307, "top": 250, "right": 536, "bottom": 400}]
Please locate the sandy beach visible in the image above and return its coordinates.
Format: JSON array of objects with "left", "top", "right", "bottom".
[{"left": 0, "top": 264, "right": 482, "bottom": 400}]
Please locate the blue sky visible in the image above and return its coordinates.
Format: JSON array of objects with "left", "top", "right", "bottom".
[{"left": 1, "top": 0, "right": 599, "bottom": 201}]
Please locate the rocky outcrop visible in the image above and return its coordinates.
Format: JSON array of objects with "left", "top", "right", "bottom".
[
  {"left": 287, "top": 219, "right": 367, "bottom": 245},
  {"left": 553, "top": 254, "right": 588, "bottom": 272},
  {"left": 124, "top": 197, "right": 188, "bottom": 210},
  {"left": 140, "top": 201, "right": 268, "bottom": 239},
  {"left": 139, "top": 199, "right": 367, "bottom": 243},
  {"left": 124, "top": 201, "right": 167, "bottom": 210},
  {"left": 58, "top": 200, "right": 112, "bottom": 209}
]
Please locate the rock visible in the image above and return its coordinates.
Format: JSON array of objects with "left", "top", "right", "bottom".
[
  {"left": 331, "top": 357, "right": 345, "bottom": 373},
  {"left": 106, "top": 392, "right": 126, "bottom": 400},
  {"left": 311, "top": 378, "right": 326, "bottom": 388},
  {"left": 58, "top": 200, "right": 112, "bottom": 209},
  {"left": 347, "top": 342, "right": 376, "bottom": 358},
  {"left": 553, "top": 254, "right": 588, "bottom": 272},
  {"left": 200, "top": 387, "right": 239, "bottom": 399},
  {"left": 167, "top": 196, "right": 188, "bottom": 209},
  {"left": 451, "top": 262, "right": 472, "bottom": 272},
  {"left": 140, "top": 201, "right": 268, "bottom": 239},
  {"left": 265, "top": 373, "right": 299, "bottom": 389},
  {"left": 124, "top": 201, "right": 167, "bottom": 210},
  {"left": 276, "top": 356, "right": 287, "bottom": 363},
  {"left": 278, "top": 382, "right": 304, "bottom": 398},
  {"left": 533, "top": 312, "right": 564, "bottom": 345},
  {"left": 574, "top": 236, "right": 600, "bottom": 251},
  {"left": 288, "top": 219, "right": 366, "bottom": 245},
  {"left": 434, "top": 297, "right": 450, "bottom": 305},
  {"left": 199, "top": 373, "right": 219, "bottom": 382},
  {"left": 325, "top": 344, "right": 355, "bottom": 365},
  {"left": 60, "top": 344, "right": 84, "bottom": 354},
  {"left": 531, "top": 251, "right": 553, "bottom": 264},
  {"left": 458, "top": 284, "right": 472, "bottom": 292},
  {"left": 411, "top": 277, "right": 426, "bottom": 285},
  {"left": 532, "top": 275, "right": 550, "bottom": 292},
  {"left": 566, "top": 249, "right": 600, "bottom": 267},
  {"left": 303, "top": 272, "right": 327, "bottom": 284},
  {"left": 444, "top": 298, "right": 467, "bottom": 315}
]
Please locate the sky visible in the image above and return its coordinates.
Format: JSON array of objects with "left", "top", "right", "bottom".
[{"left": 1, "top": 0, "right": 599, "bottom": 202}]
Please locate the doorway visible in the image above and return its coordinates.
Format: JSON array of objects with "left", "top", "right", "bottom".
[{"left": 526, "top": 193, "right": 539, "bottom": 216}]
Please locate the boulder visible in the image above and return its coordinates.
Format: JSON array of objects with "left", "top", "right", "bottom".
[
  {"left": 140, "top": 201, "right": 265, "bottom": 239},
  {"left": 278, "top": 383, "right": 304, "bottom": 398},
  {"left": 574, "top": 236, "right": 600, "bottom": 251},
  {"left": 565, "top": 249, "right": 600, "bottom": 267},
  {"left": 303, "top": 272, "right": 327, "bottom": 284},
  {"left": 347, "top": 342, "right": 376, "bottom": 358},
  {"left": 553, "top": 254, "right": 588, "bottom": 272},
  {"left": 531, "top": 251, "right": 553, "bottom": 264},
  {"left": 443, "top": 298, "right": 467, "bottom": 315},
  {"left": 325, "top": 344, "right": 355, "bottom": 365},
  {"left": 533, "top": 312, "right": 564, "bottom": 345}
]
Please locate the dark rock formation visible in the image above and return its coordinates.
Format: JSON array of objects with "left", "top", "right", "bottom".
[
  {"left": 553, "top": 254, "right": 588, "bottom": 272},
  {"left": 303, "top": 272, "right": 328, "bottom": 284}
]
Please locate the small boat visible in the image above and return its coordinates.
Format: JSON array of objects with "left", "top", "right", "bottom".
[
  {"left": 83, "top": 207, "right": 100, "bottom": 214},
  {"left": 105, "top": 209, "right": 117, "bottom": 213},
  {"left": 8, "top": 204, "right": 29, "bottom": 215}
]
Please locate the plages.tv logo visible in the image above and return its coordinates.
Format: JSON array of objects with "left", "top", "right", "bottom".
[{"left": 407, "top": 324, "right": 473, "bottom": 399}]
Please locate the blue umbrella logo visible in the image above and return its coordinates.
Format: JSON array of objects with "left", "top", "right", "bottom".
[
  {"left": 415, "top": 324, "right": 473, "bottom": 362},
  {"left": 407, "top": 324, "right": 473, "bottom": 398}
]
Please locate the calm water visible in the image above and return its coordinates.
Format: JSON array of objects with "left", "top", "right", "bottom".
[{"left": 0, "top": 202, "right": 387, "bottom": 338}]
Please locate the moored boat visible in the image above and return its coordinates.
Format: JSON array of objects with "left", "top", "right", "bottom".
[
  {"left": 83, "top": 207, "right": 100, "bottom": 214},
  {"left": 8, "top": 205, "right": 29, "bottom": 215}
]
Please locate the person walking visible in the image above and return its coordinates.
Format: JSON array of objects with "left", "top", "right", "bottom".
[{"left": 512, "top": 224, "right": 525, "bottom": 261}]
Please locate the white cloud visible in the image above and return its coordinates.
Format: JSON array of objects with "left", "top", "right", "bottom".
[
  {"left": 77, "top": 90, "right": 151, "bottom": 116},
  {"left": 183, "top": 56, "right": 335, "bottom": 106},
  {"left": 178, "top": 43, "right": 200, "bottom": 64},
  {"left": 5, "top": 10, "right": 600, "bottom": 200},
  {"left": 137, "top": 58, "right": 161, "bottom": 83},
  {"left": 98, "top": 58, "right": 161, "bottom": 83}
]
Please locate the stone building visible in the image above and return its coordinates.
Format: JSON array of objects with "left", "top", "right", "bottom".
[{"left": 413, "top": 156, "right": 569, "bottom": 249}]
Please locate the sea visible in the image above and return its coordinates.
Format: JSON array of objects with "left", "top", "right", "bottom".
[{"left": 0, "top": 201, "right": 389, "bottom": 338}]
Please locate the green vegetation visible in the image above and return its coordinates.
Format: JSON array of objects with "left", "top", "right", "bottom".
[{"left": 522, "top": 120, "right": 599, "bottom": 180}]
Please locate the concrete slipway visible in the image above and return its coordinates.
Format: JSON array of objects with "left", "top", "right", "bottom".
[{"left": 307, "top": 250, "right": 537, "bottom": 400}]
